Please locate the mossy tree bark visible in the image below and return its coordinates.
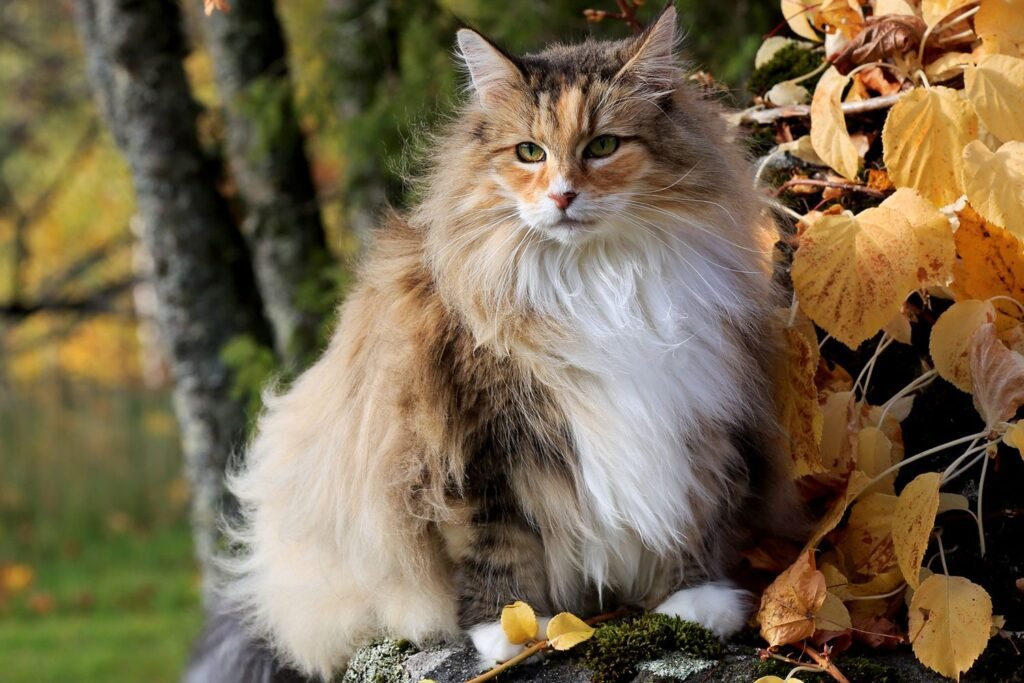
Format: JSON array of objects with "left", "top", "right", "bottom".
[
  {"left": 75, "top": 0, "right": 274, "bottom": 602},
  {"left": 200, "top": 1, "right": 330, "bottom": 369}
]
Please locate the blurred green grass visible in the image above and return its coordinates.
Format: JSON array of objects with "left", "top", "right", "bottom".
[{"left": 0, "top": 384, "right": 202, "bottom": 683}]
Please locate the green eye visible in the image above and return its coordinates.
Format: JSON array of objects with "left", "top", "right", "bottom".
[
  {"left": 515, "top": 142, "right": 546, "bottom": 163},
  {"left": 585, "top": 135, "right": 620, "bottom": 159}
]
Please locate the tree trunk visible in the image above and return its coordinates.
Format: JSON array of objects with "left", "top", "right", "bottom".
[
  {"left": 325, "top": 0, "right": 397, "bottom": 242},
  {"left": 75, "top": 0, "right": 274, "bottom": 602},
  {"left": 200, "top": 1, "right": 329, "bottom": 370}
]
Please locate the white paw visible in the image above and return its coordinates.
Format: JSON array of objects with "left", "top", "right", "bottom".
[
  {"left": 468, "top": 617, "right": 551, "bottom": 670},
  {"left": 654, "top": 582, "right": 752, "bottom": 639}
]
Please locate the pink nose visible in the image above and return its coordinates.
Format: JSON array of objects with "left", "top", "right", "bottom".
[{"left": 548, "top": 191, "right": 578, "bottom": 211}]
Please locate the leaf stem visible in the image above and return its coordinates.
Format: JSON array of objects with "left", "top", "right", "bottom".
[
  {"left": 465, "top": 641, "right": 549, "bottom": 683},
  {"left": 801, "top": 644, "right": 851, "bottom": 683},
  {"left": 977, "top": 451, "right": 990, "bottom": 557},
  {"left": 878, "top": 369, "right": 937, "bottom": 426},
  {"left": 863, "top": 430, "right": 989, "bottom": 492},
  {"left": 775, "top": 178, "right": 887, "bottom": 198}
]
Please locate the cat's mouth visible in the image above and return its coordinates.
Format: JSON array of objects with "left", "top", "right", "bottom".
[{"left": 550, "top": 217, "right": 595, "bottom": 231}]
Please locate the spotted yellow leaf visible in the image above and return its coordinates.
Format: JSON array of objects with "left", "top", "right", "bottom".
[
  {"left": 880, "top": 188, "right": 955, "bottom": 288},
  {"left": 815, "top": 590, "right": 853, "bottom": 633},
  {"left": 501, "top": 600, "right": 537, "bottom": 645},
  {"left": 892, "top": 472, "right": 941, "bottom": 589},
  {"left": 962, "top": 141, "right": 1024, "bottom": 241},
  {"left": 909, "top": 575, "right": 993, "bottom": 679},
  {"left": 545, "top": 612, "right": 594, "bottom": 651},
  {"left": 883, "top": 87, "right": 979, "bottom": 206},
  {"left": 976, "top": 0, "right": 1024, "bottom": 58},
  {"left": 811, "top": 67, "right": 861, "bottom": 180},
  {"left": 793, "top": 208, "right": 917, "bottom": 348},
  {"left": 964, "top": 55, "right": 1024, "bottom": 143},
  {"left": 781, "top": 0, "right": 824, "bottom": 41},
  {"left": 930, "top": 299, "right": 997, "bottom": 392},
  {"left": 776, "top": 312, "right": 825, "bottom": 476},
  {"left": 857, "top": 426, "right": 898, "bottom": 495},
  {"left": 951, "top": 206, "right": 1024, "bottom": 330},
  {"left": 842, "top": 492, "right": 898, "bottom": 576}
]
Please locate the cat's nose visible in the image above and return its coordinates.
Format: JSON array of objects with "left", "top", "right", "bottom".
[{"left": 548, "top": 191, "right": 578, "bottom": 211}]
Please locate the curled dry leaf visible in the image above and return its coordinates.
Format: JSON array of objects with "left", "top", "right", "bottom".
[
  {"left": 961, "top": 141, "right": 1024, "bottom": 241},
  {"left": 969, "top": 322, "right": 1024, "bottom": 426},
  {"left": 776, "top": 313, "right": 826, "bottom": 476},
  {"left": 909, "top": 574, "right": 993, "bottom": 679},
  {"left": 925, "top": 51, "right": 975, "bottom": 83},
  {"left": 831, "top": 15, "right": 926, "bottom": 73},
  {"left": 963, "top": 54, "right": 1024, "bottom": 142},
  {"left": 758, "top": 550, "right": 827, "bottom": 646},
  {"left": 501, "top": 600, "right": 538, "bottom": 645},
  {"left": 782, "top": 0, "right": 824, "bottom": 42},
  {"left": 545, "top": 612, "right": 594, "bottom": 650},
  {"left": 975, "top": 0, "right": 1024, "bottom": 58},
  {"left": 951, "top": 207, "right": 1024, "bottom": 328},
  {"left": 858, "top": 66, "right": 902, "bottom": 96},
  {"left": 882, "top": 86, "right": 979, "bottom": 206},
  {"left": 779, "top": 136, "right": 827, "bottom": 166},
  {"left": 892, "top": 472, "right": 941, "bottom": 590},
  {"left": 767, "top": 81, "right": 811, "bottom": 106},
  {"left": 810, "top": 67, "right": 862, "bottom": 180},
  {"left": 929, "top": 299, "right": 997, "bottom": 392},
  {"left": 880, "top": 187, "right": 956, "bottom": 288},
  {"left": 792, "top": 207, "right": 917, "bottom": 348}
]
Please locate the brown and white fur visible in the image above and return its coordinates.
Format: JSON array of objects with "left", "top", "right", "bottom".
[{"left": 224, "top": 7, "right": 793, "bottom": 679}]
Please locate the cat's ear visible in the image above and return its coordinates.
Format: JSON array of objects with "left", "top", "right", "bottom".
[
  {"left": 615, "top": 5, "right": 680, "bottom": 94},
  {"left": 456, "top": 29, "right": 522, "bottom": 106}
]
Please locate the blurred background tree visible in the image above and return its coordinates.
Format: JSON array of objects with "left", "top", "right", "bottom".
[{"left": 0, "top": 1, "right": 775, "bottom": 680}]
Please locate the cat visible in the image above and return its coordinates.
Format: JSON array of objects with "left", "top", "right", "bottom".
[{"left": 218, "top": 5, "right": 796, "bottom": 680}]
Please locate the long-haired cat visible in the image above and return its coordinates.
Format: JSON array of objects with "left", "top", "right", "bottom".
[{"left": 221, "top": 6, "right": 795, "bottom": 679}]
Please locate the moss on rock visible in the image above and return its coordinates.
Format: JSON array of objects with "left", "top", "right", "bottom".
[
  {"left": 341, "top": 639, "right": 416, "bottom": 683},
  {"left": 579, "top": 613, "right": 722, "bottom": 683}
]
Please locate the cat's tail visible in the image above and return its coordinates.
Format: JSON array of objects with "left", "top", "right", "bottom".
[{"left": 182, "top": 602, "right": 312, "bottom": 683}]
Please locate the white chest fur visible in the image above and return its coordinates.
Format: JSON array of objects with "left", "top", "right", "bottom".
[{"left": 514, "top": 230, "right": 755, "bottom": 601}]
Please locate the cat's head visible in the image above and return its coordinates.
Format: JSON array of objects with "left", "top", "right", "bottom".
[{"left": 443, "top": 5, "right": 738, "bottom": 247}]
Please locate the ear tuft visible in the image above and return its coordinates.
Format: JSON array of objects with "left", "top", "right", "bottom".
[
  {"left": 456, "top": 29, "right": 521, "bottom": 106},
  {"left": 615, "top": 6, "right": 680, "bottom": 94}
]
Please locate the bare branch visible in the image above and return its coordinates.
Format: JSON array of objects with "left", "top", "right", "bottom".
[{"left": 738, "top": 93, "right": 902, "bottom": 126}]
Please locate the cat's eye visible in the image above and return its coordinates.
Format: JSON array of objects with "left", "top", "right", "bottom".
[
  {"left": 515, "top": 142, "right": 546, "bottom": 163},
  {"left": 585, "top": 135, "right": 620, "bottom": 159}
]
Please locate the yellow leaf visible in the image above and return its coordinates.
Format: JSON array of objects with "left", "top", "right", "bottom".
[
  {"left": 758, "top": 550, "right": 827, "bottom": 646},
  {"left": 819, "top": 0, "right": 864, "bottom": 38},
  {"left": 929, "top": 299, "right": 997, "bottom": 392},
  {"left": 883, "top": 308, "right": 913, "bottom": 344},
  {"left": 962, "top": 141, "right": 1024, "bottom": 241},
  {"left": 793, "top": 208, "right": 917, "bottom": 348},
  {"left": 501, "top": 601, "right": 538, "bottom": 645},
  {"left": 1005, "top": 421, "right": 1024, "bottom": 457},
  {"left": 776, "top": 313, "right": 826, "bottom": 476},
  {"left": 0, "top": 564, "right": 35, "bottom": 594},
  {"left": 879, "top": 188, "right": 955, "bottom": 288},
  {"left": 545, "top": 613, "right": 594, "bottom": 651},
  {"left": 874, "top": 0, "right": 918, "bottom": 15},
  {"left": 857, "top": 427, "right": 898, "bottom": 495},
  {"left": 950, "top": 206, "right": 1024, "bottom": 329},
  {"left": 882, "top": 87, "right": 979, "bottom": 206},
  {"left": 976, "top": 0, "right": 1024, "bottom": 58},
  {"left": 782, "top": 0, "right": 824, "bottom": 41},
  {"left": 921, "top": 0, "right": 975, "bottom": 26},
  {"left": 756, "top": 677, "right": 805, "bottom": 683},
  {"left": 779, "top": 135, "right": 827, "bottom": 166},
  {"left": 909, "top": 575, "right": 993, "bottom": 679},
  {"left": 811, "top": 67, "right": 862, "bottom": 180},
  {"left": 841, "top": 492, "right": 899, "bottom": 576},
  {"left": 815, "top": 591, "right": 853, "bottom": 633},
  {"left": 926, "top": 51, "right": 976, "bottom": 83},
  {"left": 820, "top": 391, "right": 857, "bottom": 473},
  {"left": 892, "top": 472, "right": 941, "bottom": 589},
  {"left": 963, "top": 55, "right": 1024, "bottom": 143},
  {"left": 969, "top": 322, "right": 1024, "bottom": 426}
]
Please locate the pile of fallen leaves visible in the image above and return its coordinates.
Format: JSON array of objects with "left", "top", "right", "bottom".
[{"left": 741, "top": 0, "right": 1024, "bottom": 680}]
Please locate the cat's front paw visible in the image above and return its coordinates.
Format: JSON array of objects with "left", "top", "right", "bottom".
[
  {"left": 654, "top": 582, "right": 752, "bottom": 639},
  {"left": 467, "top": 617, "right": 551, "bottom": 671}
]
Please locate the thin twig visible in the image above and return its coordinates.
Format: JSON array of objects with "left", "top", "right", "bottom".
[
  {"left": 739, "top": 93, "right": 902, "bottom": 125},
  {"left": 802, "top": 644, "right": 851, "bottom": 683},
  {"left": 775, "top": 178, "right": 887, "bottom": 198}
]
